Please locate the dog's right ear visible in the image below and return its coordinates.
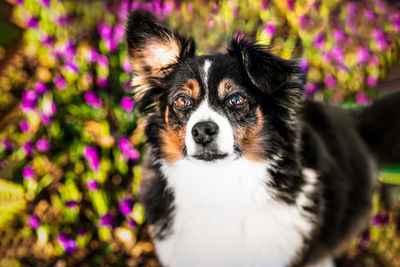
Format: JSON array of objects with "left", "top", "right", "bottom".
[{"left": 126, "top": 11, "right": 196, "bottom": 112}]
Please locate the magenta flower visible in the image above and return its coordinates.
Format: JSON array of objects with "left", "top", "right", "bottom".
[
  {"left": 54, "top": 75, "right": 67, "bottom": 90},
  {"left": 286, "top": 0, "right": 295, "bottom": 10},
  {"left": 55, "top": 14, "right": 74, "bottom": 27},
  {"left": 264, "top": 24, "right": 275, "bottom": 37},
  {"left": 186, "top": 3, "right": 194, "bottom": 14},
  {"left": 333, "top": 29, "right": 345, "bottom": 42},
  {"left": 100, "top": 212, "right": 115, "bottom": 227},
  {"left": 20, "top": 120, "right": 30, "bottom": 132},
  {"left": 36, "top": 138, "right": 50, "bottom": 152},
  {"left": 86, "top": 49, "right": 99, "bottom": 63},
  {"left": 42, "top": 101, "right": 56, "bottom": 116},
  {"left": 120, "top": 97, "right": 134, "bottom": 112},
  {"left": 356, "top": 92, "right": 371, "bottom": 105},
  {"left": 39, "top": 0, "right": 50, "bottom": 8},
  {"left": 40, "top": 114, "right": 52, "bottom": 126},
  {"left": 261, "top": 0, "right": 269, "bottom": 9},
  {"left": 356, "top": 48, "right": 369, "bottom": 65},
  {"left": 86, "top": 179, "right": 99, "bottom": 191},
  {"left": 77, "top": 228, "right": 86, "bottom": 237},
  {"left": 21, "top": 90, "right": 38, "bottom": 112},
  {"left": 96, "top": 77, "right": 107, "bottom": 87},
  {"left": 119, "top": 138, "right": 140, "bottom": 161},
  {"left": 27, "top": 17, "right": 39, "bottom": 28},
  {"left": 64, "top": 62, "right": 79, "bottom": 73},
  {"left": 23, "top": 141, "right": 34, "bottom": 155},
  {"left": 97, "top": 55, "right": 109, "bottom": 66},
  {"left": 119, "top": 197, "right": 135, "bottom": 216},
  {"left": 299, "top": 58, "right": 308, "bottom": 73},
  {"left": 313, "top": 34, "right": 325, "bottom": 50},
  {"left": 324, "top": 75, "right": 336, "bottom": 89},
  {"left": 357, "top": 230, "right": 370, "bottom": 250},
  {"left": 366, "top": 75, "right": 378, "bottom": 87},
  {"left": 2, "top": 139, "right": 12, "bottom": 150},
  {"left": 304, "top": 82, "right": 318, "bottom": 96},
  {"left": 372, "top": 213, "right": 390, "bottom": 226},
  {"left": 113, "top": 24, "right": 125, "bottom": 43},
  {"left": 98, "top": 23, "right": 112, "bottom": 39},
  {"left": 122, "top": 59, "right": 132, "bottom": 73},
  {"left": 84, "top": 146, "right": 100, "bottom": 171},
  {"left": 127, "top": 219, "right": 137, "bottom": 228},
  {"left": 27, "top": 215, "right": 40, "bottom": 229},
  {"left": 22, "top": 166, "right": 35, "bottom": 179},
  {"left": 41, "top": 35, "right": 54, "bottom": 47},
  {"left": 58, "top": 232, "right": 77, "bottom": 253},
  {"left": 66, "top": 200, "right": 78, "bottom": 209},
  {"left": 34, "top": 81, "right": 47, "bottom": 94},
  {"left": 85, "top": 91, "right": 102, "bottom": 108},
  {"left": 104, "top": 38, "right": 118, "bottom": 52},
  {"left": 207, "top": 19, "right": 214, "bottom": 28}
]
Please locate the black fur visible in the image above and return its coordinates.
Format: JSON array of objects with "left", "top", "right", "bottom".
[{"left": 126, "top": 11, "right": 400, "bottom": 266}]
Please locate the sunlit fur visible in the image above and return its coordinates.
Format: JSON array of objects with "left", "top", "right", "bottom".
[{"left": 127, "top": 11, "right": 400, "bottom": 267}]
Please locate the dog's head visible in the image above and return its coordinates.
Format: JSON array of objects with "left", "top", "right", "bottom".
[{"left": 126, "top": 11, "right": 304, "bottom": 164}]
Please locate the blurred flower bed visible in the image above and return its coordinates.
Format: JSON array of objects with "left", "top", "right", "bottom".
[{"left": 0, "top": 0, "right": 399, "bottom": 266}]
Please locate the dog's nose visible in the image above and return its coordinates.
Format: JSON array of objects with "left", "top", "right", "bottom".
[{"left": 192, "top": 121, "right": 219, "bottom": 146}]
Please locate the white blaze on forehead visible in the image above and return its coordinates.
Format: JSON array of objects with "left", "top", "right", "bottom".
[
  {"left": 202, "top": 59, "right": 212, "bottom": 86},
  {"left": 185, "top": 101, "right": 234, "bottom": 157}
]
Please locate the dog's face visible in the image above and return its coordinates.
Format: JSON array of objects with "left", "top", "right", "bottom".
[{"left": 127, "top": 11, "right": 304, "bottom": 164}]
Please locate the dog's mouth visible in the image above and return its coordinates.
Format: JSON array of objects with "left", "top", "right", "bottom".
[{"left": 192, "top": 153, "right": 228, "bottom": 161}]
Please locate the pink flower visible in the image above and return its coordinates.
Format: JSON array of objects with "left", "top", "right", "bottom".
[
  {"left": 34, "top": 81, "right": 47, "bottom": 94},
  {"left": 118, "top": 138, "right": 140, "bottom": 161},
  {"left": 58, "top": 232, "right": 77, "bottom": 253},
  {"left": 22, "top": 166, "right": 35, "bottom": 179},
  {"left": 54, "top": 75, "right": 67, "bottom": 90},
  {"left": 27, "top": 17, "right": 39, "bottom": 28},
  {"left": 36, "top": 138, "right": 50, "bottom": 152},
  {"left": 366, "top": 76, "right": 378, "bottom": 87},
  {"left": 119, "top": 197, "right": 135, "bottom": 216},
  {"left": 27, "top": 215, "right": 40, "bottom": 229},
  {"left": 100, "top": 212, "right": 115, "bottom": 227},
  {"left": 324, "top": 75, "right": 336, "bottom": 89},
  {"left": 264, "top": 24, "right": 275, "bottom": 37},
  {"left": 356, "top": 92, "right": 371, "bottom": 105},
  {"left": 86, "top": 179, "right": 99, "bottom": 191},
  {"left": 85, "top": 91, "right": 102, "bottom": 108},
  {"left": 120, "top": 97, "right": 134, "bottom": 112},
  {"left": 84, "top": 146, "right": 100, "bottom": 171},
  {"left": 113, "top": 24, "right": 125, "bottom": 43},
  {"left": 23, "top": 141, "right": 34, "bottom": 155},
  {"left": 98, "top": 23, "right": 112, "bottom": 39},
  {"left": 122, "top": 59, "right": 132, "bottom": 73},
  {"left": 20, "top": 120, "right": 30, "bottom": 132}
]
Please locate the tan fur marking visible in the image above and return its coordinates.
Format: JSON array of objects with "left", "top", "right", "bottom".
[
  {"left": 181, "top": 79, "right": 200, "bottom": 100},
  {"left": 161, "top": 107, "right": 186, "bottom": 162},
  {"left": 235, "top": 108, "right": 265, "bottom": 162},
  {"left": 217, "top": 79, "right": 237, "bottom": 99}
]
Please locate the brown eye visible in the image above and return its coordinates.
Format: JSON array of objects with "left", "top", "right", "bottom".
[
  {"left": 228, "top": 94, "right": 246, "bottom": 107},
  {"left": 174, "top": 95, "right": 192, "bottom": 109}
]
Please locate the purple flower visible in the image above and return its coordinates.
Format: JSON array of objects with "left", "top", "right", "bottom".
[
  {"left": 40, "top": 114, "right": 52, "bottom": 126},
  {"left": 304, "top": 82, "right": 318, "bottom": 96},
  {"left": 77, "top": 228, "right": 86, "bottom": 237},
  {"left": 21, "top": 90, "right": 38, "bottom": 112},
  {"left": 15, "top": 0, "right": 23, "bottom": 5},
  {"left": 40, "top": 0, "right": 50, "bottom": 8},
  {"left": 34, "top": 81, "right": 47, "bottom": 94},
  {"left": 41, "top": 35, "right": 54, "bottom": 47},
  {"left": 86, "top": 49, "right": 98, "bottom": 63},
  {"left": 96, "top": 77, "right": 107, "bottom": 87},
  {"left": 23, "top": 141, "right": 34, "bottom": 155},
  {"left": 333, "top": 30, "right": 345, "bottom": 43},
  {"left": 324, "top": 75, "right": 336, "bottom": 89},
  {"left": 347, "top": 2, "right": 357, "bottom": 16},
  {"left": 98, "top": 23, "right": 112, "bottom": 39},
  {"left": 356, "top": 48, "right": 369, "bottom": 65},
  {"left": 85, "top": 91, "right": 102, "bottom": 108},
  {"left": 104, "top": 38, "right": 118, "bottom": 52},
  {"left": 264, "top": 24, "right": 275, "bottom": 37},
  {"left": 84, "top": 146, "right": 100, "bottom": 171},
  {"left": 64, "top": 62, "right": 79, "bottom": 73},
  {"left": 120, "top": 97, "right": 134, "bottom": 112},
  {"left": 86, "top": 179, "right": 99, "bottom": 191},
  {"left": 372, "top": 213, "right": 390, "bottom": 226},
  {"left": 357, "top": 230, "right": 370, "bottom": 250},
  {"left": 22, "top": 166, "right": 35, "bottom": 179},
  {"left": 366, "top": 75, "right": 378, "bottom": 87},
  {"left": 66, "top": 200, "right": 78, "bottom": 209},
  {"left": 55, "top": 14, "right": 74, "bottom": 27},
  {"left": 20, "top": 120, "right": 30, "bottom": 132},
  {"left": 122, "top": 59, "right": 132, "bottom": 73},
  {"left": 27, "top": 17, "right": 39, "bottom": 28},
  {"left": 54, "top": 75, "right": 67, "bottom": 90},
  {"left": 100, "top": 212, "right": 115, "bottom": 227},
  {"left": 119, "top": 197, "right": 135, "bottom": 216},
  {"left": 36, "top": 138, "right": 50, "bottom": 152},
  {"left": 113, "top": 24, "right": 125, "bottom": 43},
  {"left": 58, "top": 232, "right": 77, "bottom": 253},
  {"left": 313, "top": 34, "right": 325, "bottom": 50},
  {"left": 2, "top": 139, "right": 12, "bottom": 150},
  {"left": 299, "top": 58, "right": 308, "bottom": 73},
  {"left": 356, "top": 92, "right": 371, "bottom": 105},
  {"left": 127, "top": 219, "right": 137, "bottom": 228},
  {"left": 27, "top": 215, "right": 40, "bottom": 229},
  {"left": 119, "top": 138, "right": 140, "bottom": 161},
  {"left": 97, "top": 55, "right": 109, "bottom": 66}
]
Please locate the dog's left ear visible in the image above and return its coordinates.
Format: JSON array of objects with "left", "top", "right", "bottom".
[
  {"left": 126, "top": 11, "right": 196, "bottom": 112},
  {"left": 228, "top": 35, "right": 304, "bottom": 94}
]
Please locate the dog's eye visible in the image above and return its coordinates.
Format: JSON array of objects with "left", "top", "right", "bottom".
[
  {"left": 174, "top": 95, "right": 192, "bottom": 109},
  {"left": 227, "top": 94, "right": 246, "bottom": 107}
]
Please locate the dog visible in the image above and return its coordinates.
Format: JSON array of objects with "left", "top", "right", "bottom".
[{"left": 125, "top": 11, "right": 400, "bottom": 267}]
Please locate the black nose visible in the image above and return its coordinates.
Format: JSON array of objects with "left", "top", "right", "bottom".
[{"left": 192, "top": 121, "right": 219, "bottom": 146}]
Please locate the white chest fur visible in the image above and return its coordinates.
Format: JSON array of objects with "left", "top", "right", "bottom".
[{"left": 155, "top": 158, "right": 316, "bottom": 267}]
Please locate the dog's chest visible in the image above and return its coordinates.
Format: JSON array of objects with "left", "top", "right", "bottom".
[{"left": 155, "top": 159, "right": 313, "bottom": 267}]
